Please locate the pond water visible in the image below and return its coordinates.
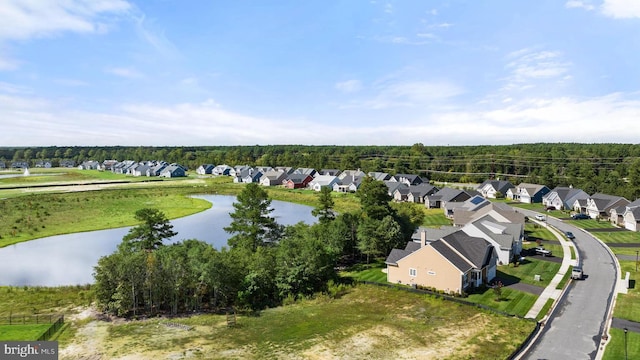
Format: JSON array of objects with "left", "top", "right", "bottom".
[{"left": 0, "top": 195, "right": 316, "bottom": 286}]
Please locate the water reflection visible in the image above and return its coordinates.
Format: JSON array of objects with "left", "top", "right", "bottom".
[{"left": 0, "top": 195, "right": 316, "bottom": 286}]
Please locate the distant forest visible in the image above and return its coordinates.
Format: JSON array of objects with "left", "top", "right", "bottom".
[{"left": 2, "top": 143, "right": 640, "bottom": 200}]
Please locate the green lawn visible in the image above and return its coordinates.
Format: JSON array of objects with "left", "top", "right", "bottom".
[
  {"left": 602, "top": 327, "right": 640, "bottom": 360},
  {"left": 566, "top": 219, "right": 617, "bottom": 230},
  {"left": 525, "top": 223, "right": 559, "bottom": 242},
  {"left": 466, "top": 287, "right": 537, "bottom": 318},
  {"left": 535, "top": 299, "right": 554, "bottom": 321},
  {"left": 497, "top": 259, "right": 561, "bottom": 287},
  {"left": 421, "top": 208, "right": 452, "bottom": 227},
  {"left": 0, "top": 188, "right": 212, "bottom": 247},
  {"left": 595, "top": 232, "right": 640, "bottom": 245},
  {"left": 0, "top": 324, "right": 51, "bottom": 340},
  {"left": 340, "top": 261, "right": 388, "bottom": 283}
]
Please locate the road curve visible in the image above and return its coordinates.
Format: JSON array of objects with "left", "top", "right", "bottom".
[{"left": 519, "top": 209, "right": 618, "bottom": 359}]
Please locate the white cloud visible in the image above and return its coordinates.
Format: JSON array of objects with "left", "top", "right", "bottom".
[
  {"left": 342, "top": 80, "right": 464, "bottom": 109},
  {"left": 0, "top": 0, "right": 131, "bottom": 41},
  {"left": 565, "top": 1, "right": 595, "bottom": 11},
  {"left": 0, "top": 55, "right": 18, "bottom": 71},
  {"left": 502, "top": 48, "right": 571, "bottom": 91},
  {"left": 335, "top": 79, "right": 363, "bottom": 93},
  {"left": 105, "top": 67, "right": 143, "bottom": 79},
  {"left": 1, "top": 91, "right": 640, "bottom": 146},
  {"left": 601, "top": 0, "right": 640, "bottom": 18}
]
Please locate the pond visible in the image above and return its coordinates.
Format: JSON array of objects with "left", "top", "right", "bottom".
[{"left": 0, "top": 195, "right": 317, "bottom": 286}]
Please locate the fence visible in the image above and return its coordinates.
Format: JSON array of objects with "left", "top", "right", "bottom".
[
  {"left": 0, "top": 314, "right": 62, "bottom": 326},
  {"left": 0, "top": 314, "right": 65, "bottom": 341}
]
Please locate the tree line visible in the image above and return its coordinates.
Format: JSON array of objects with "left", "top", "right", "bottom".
[
  {"left": 3, "top": 143, "right": 640, "bottom": 199},
  {"left": 93, "top": 179, "right": 424, "bottom": 316}
]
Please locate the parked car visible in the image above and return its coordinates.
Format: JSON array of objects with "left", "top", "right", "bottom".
[
  {"left": 535, "top": 214, "right": 546, "bottom": 221},
  {"left": 565, "top": 231, "right": 575, "bottom": 240},
  {"left": 535, "top": 246, "right": 552, "bottom": 257},
  {"left": 545, "top": 206, "right": 556, "bottom": 211},
  {"left": 572, "top": 213, "right": 590, "bottom": 220},
  {"left": 572, "top": 266, "right": 583, "bottom": 280}
]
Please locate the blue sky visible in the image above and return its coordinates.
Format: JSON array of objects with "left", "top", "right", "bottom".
[{"left": 1, "top": 0, "right": 640, "bottom": 146}]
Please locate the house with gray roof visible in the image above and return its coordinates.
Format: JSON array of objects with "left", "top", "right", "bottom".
[
  {"left": 390, "top": 173, "right": 426, "bottom": 186},
  {"left": 333, "top": 175, "right": 364, "bottom": 193},
  {"left": 320, "top": 169, "right": 341, "bottom": 177},
  {"left": 585, "top": 193, "right": 629, "bottom": 219},
  {"left": 425, "top": 187, "right": 473, "bottom": 210},
  {"left": 309, "top": 175, "right": 340, "bottom": 191},
  {"left": 368, "top": 172, "right": 392, "bottom": 181},
  {"left": 407, "top": 184, "right": 439, "bottom": 203},
  {"left": 386, "top": 230, "right": 497, "bottom": 294},
  {"left": 212, "top": 164, "right": 232, "bottom": 176},
  {"left": 621, "top": 199, "right": 640, "bottom": 231},
  {"left": 260, "top": 170, "right": 288, "bottom": 186},
  {"left": 514, "top": 183, "right": 551, "bottom": 204},
  {"left": 160, "top": 164, "right": 187, "bottom": 178},
  {"left": 477, "top": 180, "right": 515, "bottom": 199},
  {"left": 462, "top": 216, "right": 523, "bottom": 265},
  {"left": 542, "top": 186, "right": 590, "bottom": 210},
  {"left": 196, "top": 164, "right": 215, "bottom": 175}
]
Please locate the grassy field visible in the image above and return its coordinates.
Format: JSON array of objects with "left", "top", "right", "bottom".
[
  {"left": 565, "top": 219, "right": 617, "bottom": 230},
  {"left": 0, "top": 286, "right": 93, "bottom": 316},
  {"left": 0, "top": 324, "right": 51, "bottom": 340},
  {"left": 67, "top": 284, "right": 535, "bottom": 360},
  {"left": 595, "top": 232, "right": 640, "bottom": 245},
  {"left": 497, "top": 260, "right": 561, "bottom": 287},
  {"left": 465, "top": 287, "right": 537, "bottom": 318},
  {"left": 421, "top": 208, "right": 452, "bottom": 227},
  {"left": 0, "top": 187, "right": 212, "bottom": 248}
]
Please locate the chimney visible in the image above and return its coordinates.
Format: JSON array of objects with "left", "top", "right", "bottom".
[{"left": 421, "top": 229, "right": 427, "bottom": 247}]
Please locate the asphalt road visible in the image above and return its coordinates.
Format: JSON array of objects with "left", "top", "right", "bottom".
[{"left": 520, "top": 210, "right": 618, "bottom": 360}]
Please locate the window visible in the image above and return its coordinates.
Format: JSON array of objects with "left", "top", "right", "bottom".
[{"left": 409, "top": 268, "right": 417, "bottom": 277}]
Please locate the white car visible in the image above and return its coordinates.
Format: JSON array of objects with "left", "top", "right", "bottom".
[{"left": 535, "top": 214, "right": 545, "bottom": 221}]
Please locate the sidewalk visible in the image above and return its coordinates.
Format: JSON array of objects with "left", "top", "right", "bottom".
[{"left": 525, "top": 221, "right": 577, "bottom": 319}]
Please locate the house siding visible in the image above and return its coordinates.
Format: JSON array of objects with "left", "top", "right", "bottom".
[{"left": 387, "top": 246, "right": 466, "bottom": 294}]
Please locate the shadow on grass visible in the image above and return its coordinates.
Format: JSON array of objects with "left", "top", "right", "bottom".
[{"left": 494, "top": 270, "right": 522, "bottom": 287}]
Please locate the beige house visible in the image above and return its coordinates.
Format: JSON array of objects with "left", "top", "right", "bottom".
[{"left": 385, "top": 231, "right": 497, "bottom": 295}]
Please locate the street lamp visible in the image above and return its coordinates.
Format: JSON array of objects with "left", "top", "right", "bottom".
[
  {"left": 624, "top": 327, "right": 628, "bottom": 360},
  {"left": 636, "top": 250, "right": 639, "bottom": 272}
]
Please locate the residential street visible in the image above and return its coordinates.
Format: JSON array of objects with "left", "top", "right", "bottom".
[{"left": 519, "top": 210, "right": 618, "bottom": 360}]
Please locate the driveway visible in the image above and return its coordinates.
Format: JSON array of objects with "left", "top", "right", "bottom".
[{"left": 518, "top": 209, "right": 618, "bottom": 359}]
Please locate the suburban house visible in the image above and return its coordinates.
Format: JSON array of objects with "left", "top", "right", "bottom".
[
  {"left": 585, "top": 193, "right": 630, "bottom": 219},
  {"left": 131, "top": 163, "right": 151, "bottom": 177},
  {"left": 196, "top": 164, "right": 215, "bottom": 175},
  {"left": 542, "top": 186, "right": 590, "bottom": 210},
  {"left": 147, "top": 162, "right": 168, "bottom": 176},
  {"left": 319, "top": 169, "right": 341, "bottom": 177},
  {"left": 461, "top": 216, "right": 524, "bottom": 265},
  {"left": 339, "top": 169, "right": 366, "bottom": 181},
  {"left": 283, "top": 174, "right": 313, "bottom": 189},
  {"left": 385, "top": 230, "right": 497, "bottom": 294},
  {"left": 384, "top": 181, "right": 408, "bottom": 198},
  {"left": 333, "top": 175, "right": 363, "bottom": 193},
  {"left": 407, "top": 184, "right": 439, "bottom": 203},
  {"left": 390, "top": 173, "right": 426, "bottom": 186},
  {"left": 212, "top": 164, "right": 232, "bottom": 176},
  {"left": 514, "top": 183, "right": 551, "bottom": 204},
  {"left": 78, "top": 160, "right": 100, "bottom": 170},
  {"left": 453, "top": 202, "right": 526, "bottom": 227},
  {"left": 610, "top": 205, "right": 627, "bottom": 227},
  {"left": 477, "top": 180, "right": 515, "bottom": 199},
  {"left": 309, "top": 175, "right": 340, "bottom": 191},
  {"left": 259, "top": 170, "right": 288, "bottom": 186},
  {"left": 368, "top": 172, "right": 392, "bottom": 181},
  {"left": 233, "top": 168, "right": 255, "bottom": 183},
  {"left": 622, "top": 199, "right": 640, "bottom": 231},
  {"left": 11, "top": 161, "right": 29, "bottom": 169},
  {"left": 444, "top": 195, "right": 490, "bottom": 220},
  {"left": 59, "top": 159, "right": 76, "bottom": 168},
  {"left": 425, "top": 187, "right": 473, "bottom": 212},
  {"left": 239, "top": 170, "right": 263, "bottom": 184},
  {"left": 160, "top": 164, "right": 187, "bottom": 178},
  {"left": 34, "top": 160, "right": 52, "bottom": 168},
  {"left": 0, "top": 161, "right": 5, "bottom": 169},
  {"left": 573, "top": 198, "right": 589, "bottom": 214},
  {"left": 294, "top": 168, "right": 318, "bottom": 178},
  {"left": 229, "top": 165, "right": 252, "bottom": 178}
]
